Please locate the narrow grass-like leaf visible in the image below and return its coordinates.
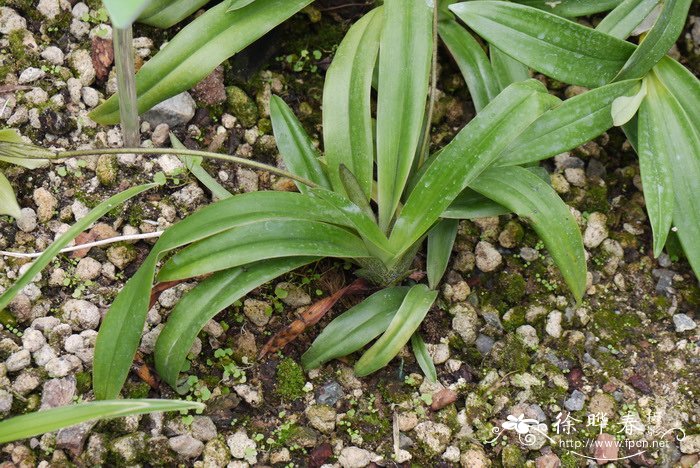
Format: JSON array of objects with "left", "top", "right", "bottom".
[
  {"left": 170, "top": 134, "right": 232, "bottom": 200},
  {"left": 0, "top": 172, "right": 21, "bottom": 219},
  {"left": 355, "top": 284, "right": 437, "bottom": 377},
  {"left": 470, "top": 166, "right": 586, "bottom": 301},
  {"left": 0, "top": 183, "right": 155, "bottom": 313},
  {"left": 614, "top": 0, "right": 692, "bottom": 81},
  {"left": 157, "top": 219, "right": 370, "bottom": 281},
  {"left": 411, "top": 333, "right": 437, "bottom": 383},
  {"left": 94, "top": 191, "right": 353, "bottom": 399},
  {"left": 322, "top": 7, "right": 383, "bottom": 197},
  {"left": 270, "top": 95, "right": 331, "bottom": 193},
  {"left": 156, "top": 257, "right": 314, "bottom": 386},
  {"left": 302, "top": 287, "right": 410, "bottom": 369},
  {"left": 490, "top": 46, "right": 530, "bottom": 90},
  {"left": 636, "top": 75, "right": 673, "bottom": 257},
  {"left": 427, "top": 219, "right": 459, "bottom": 289},
  {"left": 376, "top": 0, "right": 432, "bottom": 232},
  {"left": 499, "top": 80, "right": 641, "bottom": 166},
  {"left": 0, "top": 399, "right": 204, "bottom": 444},
  {"left": 451, "top": 1, "right": 635, "bottom": 87},
  {"left": 596, "top": 0, "right": 661, "bottom": 39},
  {"left": 138, "top": 0, "right": 209, "bottom": 28},
  {"left": 91, "top": 0, "right": 312, "bottom": 124},
  {"left": 513, "top": 0, "right": 623, "bottom": 16},
  {"left": 644, "top": 79, "right": 700, "bottom": 275},
  {"left": 390, "top": 80, "right": 559, "bottom": 253},
  {"left": 438, "top": 20, "right": 499, "bottom": 112},
  {"left": 102, "top": 0, "right": 151, "bottom": 28}
]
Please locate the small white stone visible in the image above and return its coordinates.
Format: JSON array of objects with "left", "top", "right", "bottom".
[
  {"left": 81, "top": 87, "right": 100, "bottom": 107},
  {"left": 41, "top": 46, "right": 65, "bottom": 65},
  {"left": 22, "top": 328, "right": 46, "bottom": 353},
  {"left": 17, "top": 208, "right": 38, "bottom": 233},
  {"left": 6, "top": 349, "right": 31, "bottom": 372},
  {"left": 475, "top": 241, "right": 502, "bottom": 272},
  {"left": 546, "top": 310, "right": 563, "bottom": 338},
  {"left": 19, "top": 67, "right": 46, "bottom": 84},
  {"left": 584, "top": 212, "right": 608, "bottom": 249}
]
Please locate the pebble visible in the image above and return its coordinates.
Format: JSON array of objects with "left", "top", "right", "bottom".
[
  {"left": 316, "top": 381, "right": 344, "bottom": 406},
  {"left": 236, "top": 167, "right": 259, "bottom": 192},
  {"left": 275, "top": 282, "right": 311, "bottom": 307},
  {"left": 168, "top": 434, "right": 204, "bottom": 459},
  {"left": 583, "top": 212, "right": 608, "bottom": 249},
  {"left": 451, "top": 303, "right": 479, "bottom": 345},
  {"left": 227, "top": 430, "right": 257, "bottom": 464},
  {"left": 33, "top": 188, "right": 58, "bottom": 223},
  {"left": 75, "top": 257, "right": 102, "bottom": 280},
  {"left": 22, "top": 328, "right": 46, "bottom": 353},
  {"left": 25, "top": 88, "right": 49, "bottom": 105},
  {"left": 305, "top": 404, "right": 336, "bottom": 433},
  {"left": 157, "top": 154, "right": 185, "bottom": 175},
  {"left": 81, "top": 87, "right": 100, "bottom": 107},
  {"left": 593, "top": 433, "right": 619, "bottom": 463},
  {"left": 68, "top": 49, "right": 96, "bottom": 85},
  {"left": 6, "top": 349, "right": 31, "bottom": 372},
  {"left": 12, "top": 370, "right": 41, "bottom": 394},
  {"left": 41, "top": 46, "right": 65, "bottom": 65},
  {"left": 680, "top": 434, "right": 700, "bottom": 454},
  {"left": 151, "top": 123, "right": 170, "bottom": 146},
  {"left": 428, "top": 343, "right": 450, "bottom": 364},
  {"left": 475, "top": 334, "right": 495, "bottom": 354},
  {"left": 37, "top": 0, "right": 62, "bottom": 18},
  {"left": 564, "top": 389, "right": 586, "bottom": 411},
  {"left": 475, "top": 241, "right": 502, "bottom": 272},
  {"left": 414, "top": 421, "right": 452, "bottom": 454},
  {"left": 516, "top": 325, "right": 539, "bottom": 349},
  {"left": 190, "top": 416, "right": 217, "bottom": 441},
  {"left": 41, "top": 377, "right": 76, "bottom": 409},
  {"left": 18, "top": 67, "right": 45, "bottom": 84},
  {"left": 461, "top": 448, "right": 490, "bottom": 468},
  {"left": 17, "top": 208, "right": 38, "bottom": 232},
  {"left": 0, "top": 390, "right": 12, "bottom": 414},
  {"left": 673, "top": 314, "right": 696, "bottom": 333},
  {"left": 63, "top": 299, "right": 101, "bottom": 331},
  {"left": 144, "top": 92, "right": 196, "bottom": 127},
  {"left": 242, "top": 299, "right": 271, "bottom": 327},
  {"left": 0, "top": 7, "right": 27, "bottom": 34},
  {"left": 45, "top": 356, "right": 78, "bottom": 378},
  {"left": 564, "top": 167, "right": 586, "bottom": 187},
  {"left": 545, "top": 311, "right": 563, "bottom": 338},
  {"left": 338, "top": 446, "right": 373, "bottom": 468},
  {"left": 535, "top": 453, "right": 561, "bottom": 468}
]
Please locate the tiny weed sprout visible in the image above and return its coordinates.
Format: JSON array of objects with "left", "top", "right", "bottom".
[{"left": 0, "top": 0, "right": 697, "bottom": 450}]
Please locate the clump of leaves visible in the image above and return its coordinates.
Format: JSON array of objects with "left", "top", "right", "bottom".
[
  {"left": 84, "top": 0, "right": 603, "bottom": 401},
  {"left": 448, "top": 0, "right": 699, "bottom": 274},
  {"left": 0, "top": 129, "right": 49, "bottom": 219}
]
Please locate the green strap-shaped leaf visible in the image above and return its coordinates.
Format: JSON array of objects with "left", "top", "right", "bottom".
[
  {"left": 302, "top": 287, "right": 410, "bottom": 370},
  {"left": 653, "top": 57, "right": 700, "bottom": 131},
  {"left": 490, "top": 46, "right": 530, "bottom": 90},
  {"left": 228, "top": 0, "right": 258, "bottom": 11},
  {"left": 0, "top": 128, "right": 49, "bottom": 169},
  {"left": 308, "top": 187, "right": 392, "bottom": 262},
  {"left": 94, "top": 191, "right": 355, "bottom": 399},
  {"left": 138, "top": 0, "right": 209, "bottom": 28},
  {"left": 641, "top": 72, "right": 700, "bottom": 271},
  {"left": 512, "top": 0, "right": 623, "bottom": 17},
  {"left": 376, "top": 0, "right": 433, "bottom": 232},
  {"left": 156, "top": 257, "right": 315, "bottom": 386},
  {"left": 170, "top": 134, "right": 232, "bottom": 200},
  {"left": 0, "top": 172, "right": 21, "bottom": 219},
  {"left": 91, "top": 0, "right": 312, "bottom": 124},
  {"left": 451, "top": 1, "right": 635, "bottom": 87},
  {"left": 0, "top": 399, "right": 204, "bottom": 444},
  {"left": 438, "top": 20, "right": 499, "bottom": 112},
  {"left": 390, "top": 80, "right": 559, "bottom": 253},
  {"left": 470, "top": 166, "right": 586, "bottom": 301},
  {"left": 443, "top": 189, "right": 511, "bottom": 219},
  {"left": 270, "top": 96, "right": 331, "bottom": 194},
  {"left": 411, "top": 332, "right": 437, "bottom": 383},
  {"left": 614, "top": 0, "right": 692, "bottom": 81},
  {"left": 636, "top": 74, "right": 673, "bottom": 257},
  {"left": 322, "top": 7, "right": 383, "bottom": 198},
  {"left": 156, "top": 219, "right": 370, "bottom": 281},
  {"left": 499, "top": 80, "right": 641, "bottom": 166},
  {"left": 355, "top": 284, "right": 437, "bottom": 377},
  {"left": 339, "top": 164, "right": 376, "bottom": 223},
  {"left": 0, "top": 183, "right": 156, "bottom": 312},
  {"left": 426, "top": 219, "right": 459, "bottom": 289},
  {"left": 596, "top": 0, "right": 661, "bottom": 39},
  {"left": 102, "top": 0, "right": 151, "bottom": 28}
]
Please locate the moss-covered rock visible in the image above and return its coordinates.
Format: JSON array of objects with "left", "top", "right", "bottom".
[
  {"left": 275, "top": 357, "right": 305, "bottom": 402},
  {"left": 225, "top": 86, "right": 258, "bottom": 128}
]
